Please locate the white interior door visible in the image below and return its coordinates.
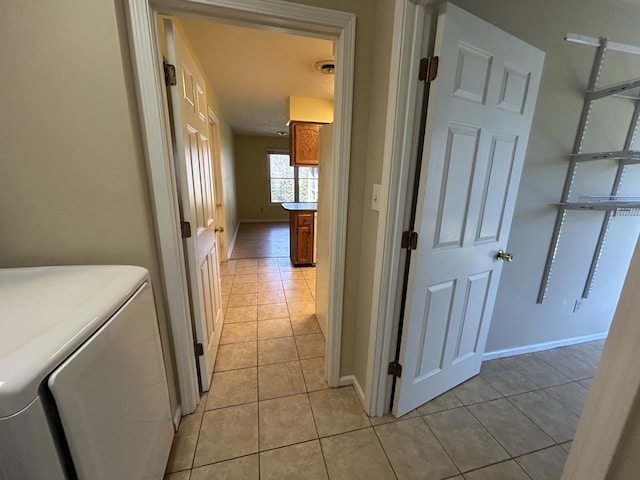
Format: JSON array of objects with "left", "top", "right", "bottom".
[
  {"left": 165, "top": 19, "right": 223, "bottom": 392},
  {"left": 393, "top": 3, "right": 544, "bottom": 417}
]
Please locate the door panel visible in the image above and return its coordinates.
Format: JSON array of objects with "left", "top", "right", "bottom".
[
  {"left": 393, "top": 3, "right": 544, "bottom": 416},
  {"left": 165, "top": 19, "right": 223, "bottom": 392}
]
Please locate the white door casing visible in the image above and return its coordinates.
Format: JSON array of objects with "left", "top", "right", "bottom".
[
  {"left": 165, "top": 19, "right": 223, "bottom": 392},
  {"left": 126, "top": 0, "right": 354, "bottom": 415},
  {"left": 393, "top": 3, "right": 544, "bottom": 417}
]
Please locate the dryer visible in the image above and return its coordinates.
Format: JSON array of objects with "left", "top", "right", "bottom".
[{"left": 0, "top": 265, "right": 173, "bottom": 479}]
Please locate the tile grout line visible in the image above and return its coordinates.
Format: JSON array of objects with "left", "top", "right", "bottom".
[{"left": 418, "top": 412, "right": 462, "bottom": 478}]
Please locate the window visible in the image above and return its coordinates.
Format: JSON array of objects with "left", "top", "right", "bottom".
[{"left": 268, "top": 152, "right": 318, "bottom": 203}]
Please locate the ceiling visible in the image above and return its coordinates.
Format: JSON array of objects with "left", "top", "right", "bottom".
[{"left": 179, "top": 18, "right": 335, "bottom": 137}]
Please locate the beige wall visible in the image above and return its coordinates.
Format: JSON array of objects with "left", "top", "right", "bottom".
[
  {"left": 0, "top": 0, "right": 399, "bottom": 410},
  {"left": 0, "top": 0, "right": 180, "bottom": 407},
  {"left": 233, "top": 135, "right": 290, "bottom": 222}
]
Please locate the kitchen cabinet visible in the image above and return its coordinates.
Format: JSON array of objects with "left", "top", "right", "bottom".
[
  {"left": 289, "top": 121, "right": 321, "bottom": 166},
  {"left": 281, "top": 203, "right": 317, "bottom": 266}
]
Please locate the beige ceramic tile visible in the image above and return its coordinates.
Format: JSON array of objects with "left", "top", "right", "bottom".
[
  {"left": 375, "top": 417, "right": 459, "bottom": 479},
  {"left": 280, "top": 271, "right": 305, "bottom": 280},
  {"left": 295, "top": 333, "right": 325, "bottom": 359},
  {"left": 257, "top": 281, "right": 284, "bottom": 293},
  {"left": 257, "top": 290, "right": 286, "bottom": 305},
  {"left": 578, "top": 378, "right": 593, "bottom": 390},
  {"left": 220, "top": 276, "right": 234, "bottom": 287},
  {"left": 561, "top": 441, "right": 573, "bottom": 453},
  {"left": 260, "top": 440, "right": 328, "bottom": 480},
  {"left": 561, "top": 343, "right": 601, "bottom": 369},
  {"left": 258, "top": 258, "right": 280, "bottom": 273},
  {"left": 504, "top": 353, "right": 571, "bottom": 388},
  {"left": 165, "top": 412, "right": 203, "bottom": 472},
  {"left": 515, "top": 445, "right": 568, "bottom": 480},
  {"left": 369, "top": 409, "right": 419, "bottom": 426},
  {"left": 451, "top": 375, "right": 502, "bottom": 405},
  {"left": 416, "top": 390, "right": 463, "bottom": 415},
  {"left": 309, "top": 387, "right": 370, "bottom": 437},
  {"left": 424, "top": 407, "right": 509, "bottom": 472},
  {"left": 259, "top": 394, "right": 318, "bottom": 450},
  {"left": 533, "top": 348, "right": 595, "bottom": 381},
  {"left": 234, "top": 273, "right": 258, "bottom": 285},
  {"left": 214, "top": 341, "right": 257, "bottom": 372},
  {"left": 463, "top": 460, "right": 530, "bottom": 480},
  {"left": 282, "top": 279, "right": 309, "bottom": 291},
  {"left": 507, "top": 390, "right": 580, "bottom": 443},
  {"left": 301, "top": 268, "right": 316, "bottom": 280},
  {"left": 190, "top": 454, "right": 259, "bottom": 480},
  {"left": 193, "top": 403, "right": 258, "bottom": 467},
  {"left": 320, "top": 428, "right": 396, "bottom": 480},
  {"left": 259, "top": 273, "right": 282, "bottom": 283},
  {"left": 258, "top": 302, "right": 289, "bottom": 320},
  {"left": 230, "top": 283, "right": 258, "bottom": 295},
  {"left": 257, "top": 318, "right": 293, "bottom": 340},
  {"left": 258, "top": 361, "right": 306, "bottom": 400},
  {"left": 237, "top": 259, "right": 258, "bottom": 268},
  {"left": 468, "top": 398, "right": 554, "bottom": 457},
  {"left": 543, "top": 382, "right": 590, "bottom": 416},
  {"left": 258, "top": 336, "right": 299, "bottom": 365},
  {"left": 221, "top": 284, "right": 232, "bottom": 296},
  {"left": 285, "top": 289, "right": 315, "bottom": 304},
  {"left": 300, "top": 357, "right": 329, "bottom": 392},
  {"left": 206, "top": 367, "right": 257, "bottom": 410},
  {"left": 259, "top": 258, "right": 279, "bottom": 265},
  {"left": 236, "top": 265, "right": 259, "bottom": 275},
  {"left": 225, "top": 305, "right": 257, "bottom": 323},
  {"left": 221, "top": 294, "right": 230, "bottom": 309},
  {"left": 219, "top": 262, "right": 238, "bottom": 276},
  {"left": 164, "top": 471, "right": 190, "bottom": 480},
  {"left": 291, "top": 315, "right": 322, "bottom": 335},
  {"left": 288, "top": 301, "right": 316, "bottom": 317},
  {"left": 228, "top": 293, "right": 257, "bottom": 308},
  {"left": 479, "top": 358, "right": 539, "bottom": 396},
  {"left": 220, "top": 322, "right": 257, "bottom": 345}
]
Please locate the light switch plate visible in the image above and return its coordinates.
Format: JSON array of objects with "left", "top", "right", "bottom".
[{"left": 372, "top": 184, "right": 381, "bottom": 212}]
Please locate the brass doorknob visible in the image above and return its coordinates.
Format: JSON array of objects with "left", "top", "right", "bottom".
[
  {"left": 215, "top": 226, "right": 224, "bottom": 233},
  {"left": 496, "top": 250, "right": 513, "bottom": 262}
]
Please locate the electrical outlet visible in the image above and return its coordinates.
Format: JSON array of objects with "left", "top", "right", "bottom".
[
  {"left": 372, "top": 184, "right": 381, "bottom": 211},
  {"left": 573, "top": 299, "right": 582, "bottom": 312}
]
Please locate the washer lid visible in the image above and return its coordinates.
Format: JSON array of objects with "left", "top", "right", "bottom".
[{"left": 0, "top": 265, "right": 149, "bottom": 417}]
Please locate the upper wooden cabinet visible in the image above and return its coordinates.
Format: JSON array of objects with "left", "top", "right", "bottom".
[{"left": 289, "top": 121, "right": 322, "bottom": 166}]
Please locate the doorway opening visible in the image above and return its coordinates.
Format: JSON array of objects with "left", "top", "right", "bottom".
[{"left": 126, "top": 0, "right": 355, "bottom": 416}]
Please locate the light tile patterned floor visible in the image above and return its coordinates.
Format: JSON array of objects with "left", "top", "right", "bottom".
[{"left": 164, "top": 255, "right": 603, "bottom": 480}]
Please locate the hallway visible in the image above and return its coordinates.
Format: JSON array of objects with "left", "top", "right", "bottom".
[{"left": 164, "top": 253, "right": 602, "bottom": 479}]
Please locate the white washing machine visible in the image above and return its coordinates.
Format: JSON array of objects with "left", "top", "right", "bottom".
[{"left": 0, "top": 265, "right": 174, "bottom": 479}]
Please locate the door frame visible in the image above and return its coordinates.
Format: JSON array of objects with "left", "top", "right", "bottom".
[
  {"left": 125, "top": 0, "right": 355, "bottom": 416},
  {"left": 364, "top": 0, "right": 429, "bottom": 417}
]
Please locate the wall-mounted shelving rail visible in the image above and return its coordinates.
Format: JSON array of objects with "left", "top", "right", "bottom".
[{"left": 537, "top": 33, "right": 640, "bottom": 304}]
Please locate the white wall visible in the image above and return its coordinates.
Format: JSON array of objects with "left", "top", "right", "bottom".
[{"left": 452, "top": 0, "right": 640, "bottom": 354}]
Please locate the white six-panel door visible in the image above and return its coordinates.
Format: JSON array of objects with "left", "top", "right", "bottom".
[
  {"left": 165, "top": 19, "right": 224, "bottom": 392},
  {"left": 393, "top": 3, "right": 544, "bottom": 417}
]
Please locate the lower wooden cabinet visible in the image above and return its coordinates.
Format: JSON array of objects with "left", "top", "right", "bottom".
[{"left": 289, "top": 211, "right": 314, "bottom": 265}]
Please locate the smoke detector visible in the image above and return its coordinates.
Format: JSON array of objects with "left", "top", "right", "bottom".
[{"left": 314, "top": 60, "right": 335, "bottom": 75}]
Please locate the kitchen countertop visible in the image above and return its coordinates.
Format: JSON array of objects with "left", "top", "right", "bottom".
[{"left": 281, "top": 202, "right": 317, "bottom": 211}]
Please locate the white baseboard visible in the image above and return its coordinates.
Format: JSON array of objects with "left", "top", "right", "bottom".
[
  {"left": 239, "top": 218, "right": 288, "bottom": 223},
  {"left": 483, "top": 332, "right": 609, "bottom": 361},
  {"left": 226, "top": 222, "right": 239, "bottom": 259},
  {"left": 339, "top": 375, "right": 366, "bottom": 405},
  {"left": 172, "top": 405, "right": 182, "bottom": 431}
]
